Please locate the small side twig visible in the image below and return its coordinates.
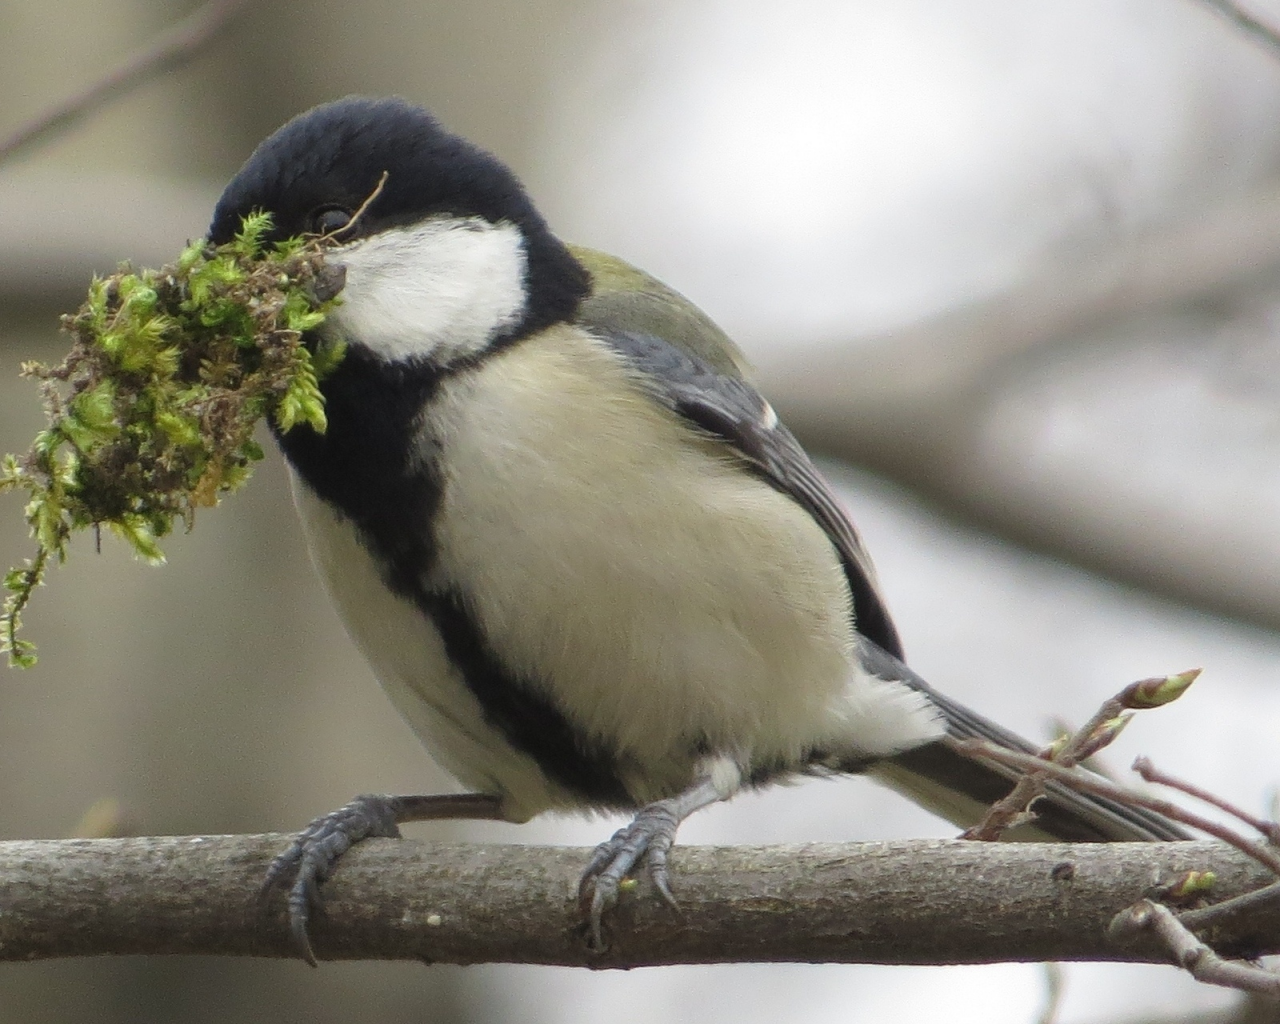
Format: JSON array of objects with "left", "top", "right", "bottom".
[
  {"left": 0, "top": 0, "right": 254, "bottom": 167},
  {"left": 961, "top": 771, "right": 1046, "bottom": 841},
  {"left": 960, "top": 670, "right": 1198, "bottom": 841},
  {"left": 1110, "top": 899, "right": 1280, "bottom": 996},
  {"left": 948, "top": 738, "right": 1280, "bottom": 878},
  {"left": 1134, "top": 756, "right": 1280, "bottom": 845},
  {"left": 1180, "top": 879, "right": 1280, "bottom": 934}
]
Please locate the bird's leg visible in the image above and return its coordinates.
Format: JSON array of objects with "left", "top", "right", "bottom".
[
  {"left": 263, "top": 792, "right": 503, "bottom": 965},
  {"left": 579, "top": 762, "right": 739, "bottom": 950}
]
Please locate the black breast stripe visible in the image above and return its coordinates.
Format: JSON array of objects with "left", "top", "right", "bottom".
[
  {"left": 419, "top": 589, "right": 633, "bottom": 807},
  {"left": 277, "top": 346, "right": 633, "bottom": 808}
]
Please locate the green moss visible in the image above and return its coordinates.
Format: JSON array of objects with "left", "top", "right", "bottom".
[{"left": 0, "top": 211, "right": 348, "bottom": 667}]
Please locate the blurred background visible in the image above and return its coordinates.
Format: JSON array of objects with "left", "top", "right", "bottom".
[{"left": 3, "top": 0, "right": 1280, "bottom": 1021}]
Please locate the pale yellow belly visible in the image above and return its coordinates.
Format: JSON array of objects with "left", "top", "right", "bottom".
[
  {"left": 293, "top": 326, "right": 941, "bottom": 819},
  {"left": 426, "top": 328, "right": 894, "bottom": 802}
]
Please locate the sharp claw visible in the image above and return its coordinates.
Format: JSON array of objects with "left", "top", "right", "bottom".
[
  {"left": 261, "top": 794, "right": 403, "bottom": 964},
  {"left": 589, "top": 884, "right": 614, "bottom": 950},
  {"left": 291, "top": 898, "right": 319, "bottom": 968},
  {"left": 647, "top": 845, "right": 679, "bottom": 911},
  {"left": 578, "top": 799, "right": 686, "bottom": 950},
  {"left": 651, "top": 828, "right": 681, "bottom": 909}
]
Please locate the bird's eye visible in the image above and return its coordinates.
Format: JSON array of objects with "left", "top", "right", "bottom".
[{"left": 311, "top": 206, "right": 353, "bottom": 235}]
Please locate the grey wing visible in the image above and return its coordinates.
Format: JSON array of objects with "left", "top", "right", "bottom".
[
  {"left": 600, "top": 329, "right": 1190, "bottom": 842},
  {"left": 600, "top": 329, "right": 904, "bottom": 660}
]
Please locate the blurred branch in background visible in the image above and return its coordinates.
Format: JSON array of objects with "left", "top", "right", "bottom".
[
  {"left": 0, "top": 173, "right": 218, "bottom": 302},
  {"left": 759, "top": 183, "right": 1280, "bottom": 426},
  {"left": 1195, "top": 0, "right": 1280, "bottom": 55},
  {"left": 0, "top": 0, "right": 254, "bottom": 167},
  {"left": 4, "top": 835, "right": 1280, "bottom": 968},
  {"left": 758, "top": 179, "right": 1280, "bottom": 632}
]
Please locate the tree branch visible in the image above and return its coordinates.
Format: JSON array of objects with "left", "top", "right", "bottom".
[
  {"left": 0, "top": 0, "right": 254, "bottom": 167},
  {"left": 2, "top": 835, "right": 1279, "bottom": 967},
  {"left": 1111, "top": 900, "right": 1280, "bottom": 996}
]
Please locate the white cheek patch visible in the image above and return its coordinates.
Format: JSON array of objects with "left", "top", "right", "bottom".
[{"left": 327, "top": 216, "right": 528, "bottom": 364}]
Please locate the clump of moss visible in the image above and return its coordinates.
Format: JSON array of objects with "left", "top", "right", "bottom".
[{"left": 0, "top": 211, "right": 348, "bottom": 667}]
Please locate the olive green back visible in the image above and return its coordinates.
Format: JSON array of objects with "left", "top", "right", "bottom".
[{"left": 567, "top": 244, "right": 754, "bottom": 382}]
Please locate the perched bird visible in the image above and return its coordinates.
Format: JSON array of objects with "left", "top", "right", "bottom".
[{"left": 208, "top": 96, "right": 1186, "bottom": 962}]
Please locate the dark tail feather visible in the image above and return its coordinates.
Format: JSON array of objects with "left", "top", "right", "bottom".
[
  {"left": 874, "top": 740, "right": 1189, "bottom": 842},
  {"left": 855, "top": 639, "right": 1191, "bottom": 843}
]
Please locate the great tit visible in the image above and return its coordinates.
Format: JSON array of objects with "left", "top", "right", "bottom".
[{"left": 208, "top": 96, "right": 1186, "bottom": 960}]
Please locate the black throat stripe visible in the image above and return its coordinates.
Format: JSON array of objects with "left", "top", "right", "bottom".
[
  {"left": 275, "top": 347, "right": 442, "bottom": 598},
  {"left": 275, "top": 346, "right": 632, "bottom": 808}
]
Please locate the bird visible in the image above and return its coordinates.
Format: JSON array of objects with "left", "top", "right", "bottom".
[{"left": 207, "top": 95, "right": 1187, "bottom": 963}]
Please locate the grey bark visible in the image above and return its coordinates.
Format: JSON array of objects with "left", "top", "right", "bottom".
[{"left": 1, "top": 835, "right": 1277, "bottom": 967}]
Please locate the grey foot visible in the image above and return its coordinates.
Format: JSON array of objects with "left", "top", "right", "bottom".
[
  {"left": 262, "top": 793, "right": 401, "bottom": 966},
  {"left": 579, "top": 800, "right": 683, "bottom": 950}
]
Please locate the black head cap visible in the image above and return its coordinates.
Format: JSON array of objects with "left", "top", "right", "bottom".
[{"left": 209, "top": 96, "right": 588, "bottom": 331}]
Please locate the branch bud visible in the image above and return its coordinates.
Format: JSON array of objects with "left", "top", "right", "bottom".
[{"left": 1121, "top": 669, "right": 1200, "bottom": 709}]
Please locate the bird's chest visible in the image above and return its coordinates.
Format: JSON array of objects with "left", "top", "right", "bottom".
[
  {"left": 423, "top": 332, "right": 857, "bottom": 774},
  {"left": 288, "top": 328, "right": 856, "bottom": 814}
]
